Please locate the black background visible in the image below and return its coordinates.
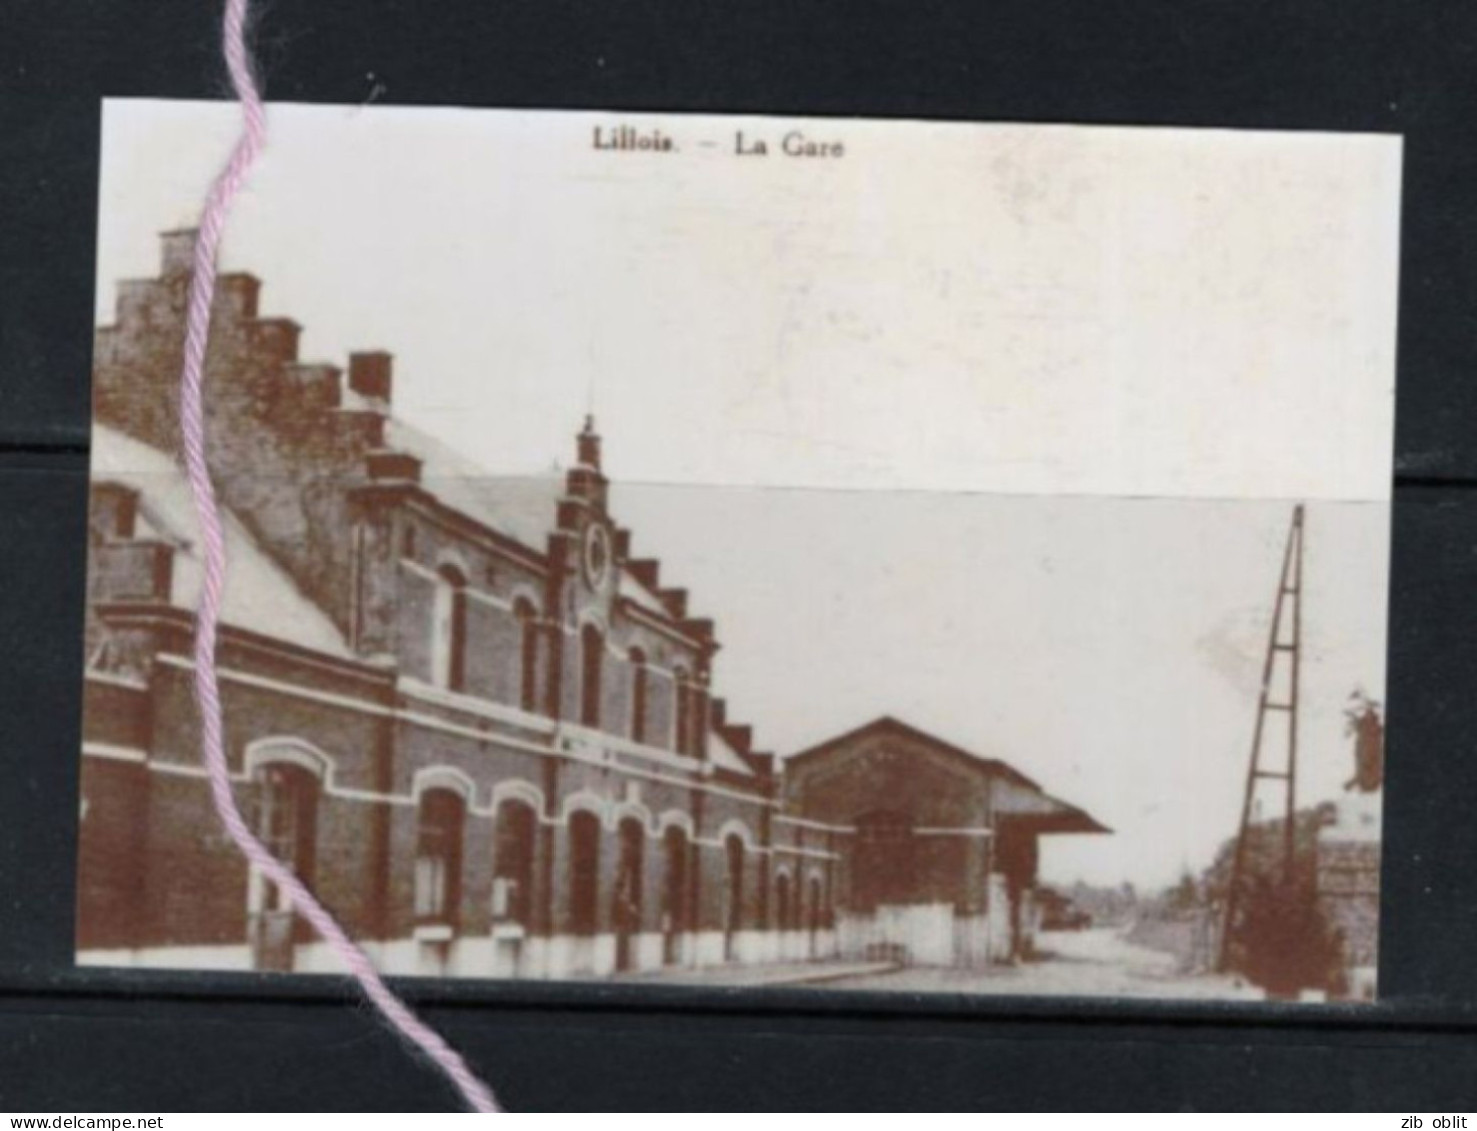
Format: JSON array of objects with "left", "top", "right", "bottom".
[{"left": 2, "top": 0, "right": 1476, "bottom": 1112}]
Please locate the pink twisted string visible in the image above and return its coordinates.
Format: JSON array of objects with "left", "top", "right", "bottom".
[{"left": 176, "top": 0, "right": 499, "bottom": 1113}]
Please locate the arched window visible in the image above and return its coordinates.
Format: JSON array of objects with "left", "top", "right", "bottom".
[
  {"left": 431, "top": 565, "right": 469, "bottom": 692},
  {"left": 514, "top": 597, "right": 539, "bottom": 713},
  {"left": 662, "top": 825, "right": 689, "bottom": 959},
  {"left": 248, "top": 760, "right": 321, "bottom": 971},
  {"left": 673, "top": 667, "right": 690, "bottom": 755},
  {"left": 580, "top": 623, "right": 604, "bottom": 728},
  {"left": 775, "top": 871, "right": 793, "bottom": 931},
  {"left": 724, "top": 833, "right": 745, "bottom": 959},
  {"left": 613, "top": 817, "right": 645, "bottom": 971},
  {"left": 256, "top": 762, "right": 319, "bottom": 907},
  {"left": 568, "top": 810, "right": 601, "bottom": 935},
  {"left": 414, "top": 788, "right": 466, "bottom": 925},
  {"left": 492, "top": 799, "right": 537, "bottom": 928},
  {"left": 629, "top": 648, "right": 648, "bottom": 744}
]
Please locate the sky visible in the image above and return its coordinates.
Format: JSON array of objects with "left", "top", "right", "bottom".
[{"left": 94, "top": 101, "right": 1399, "bottom": 888}]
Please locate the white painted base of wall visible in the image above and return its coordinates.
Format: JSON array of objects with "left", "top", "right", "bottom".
[
  {"left": 78, "top": 926, "right": 845, "bottom": 980},
  {"left": 79, "top": 945, "right": 254, "bottom": 970},
  {"left": 838, "top": 903, "right": 1004, "bottom": 968}
]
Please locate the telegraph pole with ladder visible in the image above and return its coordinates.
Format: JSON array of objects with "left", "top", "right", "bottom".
[{"left": 1218, "top": 503, "right": 1305, "bottom": 972}]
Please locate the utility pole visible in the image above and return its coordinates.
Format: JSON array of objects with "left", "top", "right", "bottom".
[{"left": 1218, "top": 504, "right": 1305, "bottom": 972}]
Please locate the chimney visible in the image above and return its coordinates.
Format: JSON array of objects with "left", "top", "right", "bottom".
[
  {"left": 365, "top": 449, "right": 423, "bottom": 483},
  {"left": 348, "top": 351, "right": 393, "bottom": 404},
  {"left": 160, "top": 229, "right": 197, "bottom": 279}
]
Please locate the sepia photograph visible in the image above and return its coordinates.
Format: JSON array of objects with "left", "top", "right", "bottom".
[{"left": 79, "top": 101, "right": 1399, "bottom": 1003}]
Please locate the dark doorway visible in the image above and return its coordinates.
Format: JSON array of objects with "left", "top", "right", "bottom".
[
  {"left": 492, "top": 799, "right": 536, "bottom": 928},
  {"left": 807, "top": 875, "right": 824, "bottom": 959},
  {"left": 724, "top": 833, "right": 745, "bottom": 962},
  {"left": 567, "top": 811, "right": 601, "bottom": 936},
  {"left": 662, "top": 825, "right": 689, "bottom": 964},
  {"left": 613, "top": 817, "right": 645, "bottom": 971}
]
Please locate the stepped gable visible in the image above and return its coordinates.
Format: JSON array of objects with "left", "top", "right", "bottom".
[{"left": 92, "top": 229, "right": 721, "bottom": 656}]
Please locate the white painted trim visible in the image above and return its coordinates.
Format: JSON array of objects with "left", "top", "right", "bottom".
[
  {"left": 621, "top": 598, "right": 702, "bottom": 649},
  {"left": 157, "top": 653, "right": 393, "bottom": 717},
  {"left": 338, "top": 784, "right": 412, "bottom": 806},
  {"left": 610, "top": 797, "right": 655, "bottom": 834},
  {"left": 401, "top": 496, "right": 550, "bottom": 577},
  {"left": 243, "top": 736, "right": 332, "bottom": 783},
  {"left": 81, "top": 741, "right": 148, "bottom": 764},
  {"left": 153, "top": 655, "right": 774, "bottom": 810},
  {"left": 774, "top": 814, "right": 855, "bottom": 835},
  {"left": 507, "top": 584, "right": 543, "bottom": 617},
  {"left": 399, "top": 677, "right": 557, "bottom": 736},
  {"left": 576, "top": 607, "right": 611, "bottom": 636},
  {"left": 397, "top": 710, "right": 555, "bottom": 759},
  {"left": 149, "top": 759, "right": 247, "bottom": 784},
  {"left": 412, "top": 764, "right": 478, "bottom": 803},
  {"left": 914, "top": 827, "right": 994, "bottom": 838},
  {"left": 464, "top": 586, "right": 515, "bottom": 613},
  {"left": 768, "top": 844, "right": 841, "bottom": 862},
  {"left": 401, "top": 557, "right": 517, "bottom": 613},
  {"left": 431, "top": 548, "right": 474, "bottom": 583},
  {"left": 217, "top": 631, "right": 382, "bottom": 685},
  {"left": 560, "top": 790, "right": 611, "bottom": 826},
  {"left": 713, "top": 818, "right": 758, "bottom": 850},
  {"left": 555, "top": 719, "right": 701, "bottom": 775},
  {"left": 348, "top": 520, "right": 365, "bottom": 652},
  {"left": 111, "top": 613, "right": 373, "bottom": 687},
  {"left": 655, "top": 809, "right": 696, "bottom": 837},
  {"left": 83, "top": 670, "right": 150, "bottom": 692},
  {"left": 490, "top": 778, "right": 546, "bottom": 815}
]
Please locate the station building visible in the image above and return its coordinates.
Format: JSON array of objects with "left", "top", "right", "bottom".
[{"left": 78, "top": 231, "right": 1104, "bottom": 979}]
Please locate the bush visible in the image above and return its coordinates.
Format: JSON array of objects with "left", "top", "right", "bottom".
[{"left": 1235, "top": 873, "right": 1341, "bottom": 999}]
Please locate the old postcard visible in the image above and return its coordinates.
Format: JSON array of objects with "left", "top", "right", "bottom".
[{"left": 80, "top": 101, "right": 1399, "bottom": 1002}]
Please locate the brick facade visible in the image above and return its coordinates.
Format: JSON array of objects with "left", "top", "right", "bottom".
[{"left": 77, "top": 232, "right": 1102, "bottom": 978}]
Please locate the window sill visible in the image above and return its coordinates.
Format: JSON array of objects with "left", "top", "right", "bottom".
[{"left": 413, "top": 922, "right": 456, "bottom": 943}]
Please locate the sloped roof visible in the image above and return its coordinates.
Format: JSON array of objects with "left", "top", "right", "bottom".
[
  {"left": 91, "top": 424, "right": 352, "bottom": 658},
  {"left": 385, "top": 419, "right": 566, "bottom": 551},
  {"left": 785, "top": 715, "right": 1108, "bottom": 835},
  {"left": 707, "top": 725, "right": 757, "bottom": 778},
  {"left": 386, "top": 420, "right": 677, "bottom": 619}
]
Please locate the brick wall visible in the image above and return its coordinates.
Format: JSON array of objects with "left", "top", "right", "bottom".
[{"left": 81, "top": 235, "right": 787, "bottom": 970}]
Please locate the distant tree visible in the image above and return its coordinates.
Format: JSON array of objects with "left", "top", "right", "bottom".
[
  {"left": 1343, "top": 691, "right": 1384, "bottom": 794},
  {"left": 1168, "top": 871, "right": 1200, "bottom": 914},
  {"left": 1235, "top": 873, "right": 1341, "bottom": 999}
]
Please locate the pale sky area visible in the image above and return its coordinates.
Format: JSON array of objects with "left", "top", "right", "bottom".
[{"left": 93, "top": 101, "right": 1398, "bottom": 888}]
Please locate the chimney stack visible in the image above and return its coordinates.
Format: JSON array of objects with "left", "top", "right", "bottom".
[
  {"left": 160, "top": 229, "right": 198, "bottom": 279},
  {"left": 348, "top": 351, "right": 393, "bottom": 404}
]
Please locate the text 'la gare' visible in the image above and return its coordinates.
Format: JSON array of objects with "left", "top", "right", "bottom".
[
  {"left": 735, "top": 130, "right": 845, "bottom": 158},
  {"left": 589, "top": 124, "right": 845, "bottom": 159}
]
